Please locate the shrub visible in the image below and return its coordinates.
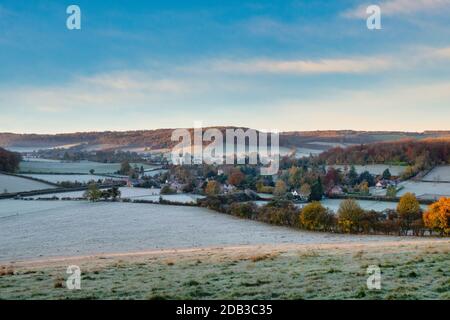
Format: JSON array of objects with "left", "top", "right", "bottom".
[
  {"left": 229, "top": 202, "right": 257, "bottom": 219},
  {"left": 360, "top": 210, "right": 385, "bottom": 234},
  {"left": 160, "top": 185, "right": 176, "bottom": 195},
  {"left": 258, "top": 202, "right": 298, "bottom": 227},
  {"left": 205, "top": 181, "right": 221, "bottom": 196},
  {"left": 84, "top": 183, "right": 101, "bottom": 202}
]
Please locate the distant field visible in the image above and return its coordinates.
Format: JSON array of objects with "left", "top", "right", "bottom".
[
  {"left": 0, "top": 174, "right": 55, "bottom": 194},
  {"left": 327, "top": 164, "right": 406, "bottom": 176},
  {"left": 252, "top": 199, "right": 422, "bottom": 212},
  {"left": 19, "top": 160, "right": 156, "bottom": 174},
  {"left": 318, "top": 198, "right": 428, "bottom": 212},
  {"left": 26, "top": 187, "right": 204, "bottom": 203},
  {"left": 1, "top": 241, "right": 448, "bottom": 299},
  {"left": 398, "top": 181, "right": 450, "bottom": 200},
  {"left": 20, "top": 174, "right": 124, "bottom": 184},
  {"left": 422, "top": 166, "right": 450, "bottom": 182}
]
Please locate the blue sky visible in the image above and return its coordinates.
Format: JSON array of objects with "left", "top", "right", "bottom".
[{"left": 0, "top": 0, "right": 450, "bottom": 133}]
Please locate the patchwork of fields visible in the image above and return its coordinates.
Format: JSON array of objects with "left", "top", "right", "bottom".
[
  {"left": 19, "top": 160, "right": 157, "bottom": 174},
  {"left": 25, "top": 187, "right": 205, "bottom": 204},
  {"left": 422, "top": 166, "right": 450, "bottom": 182},
  {"left": 398, "top": 181, "right": 450, "bottom": 200},
  {"left": 20, "top": 174, "right": 124, "bottom": 184},
  {"left": 0, "top": 174, "right": 55, "bottom": 194}
]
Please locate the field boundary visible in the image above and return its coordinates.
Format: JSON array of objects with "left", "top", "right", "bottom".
[{"left": 0, "top": 181, "right": 125, "bottom": 199}]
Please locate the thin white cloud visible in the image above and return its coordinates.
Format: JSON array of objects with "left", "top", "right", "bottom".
[
  {"left": 0, "top": 72, "right": 192, "bottom": 113},
  {"left": 81, "top": 71, "right": 189, "bottom": 93},
  {"left": 433, "top": 47, "right": 450, "bottom": 58},
  {"left": 343, "top": 0, "right": 450, "bottom": 19},
  {"left": 205, "top": 57, "right": 393, "bottom": 75},
  {"left": 1, "top": 45, "right": 450, "bottom": 116}
]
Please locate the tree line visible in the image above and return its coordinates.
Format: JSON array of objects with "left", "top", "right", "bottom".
[
  {"left": 199, "top": 193, "right": 449, "bottom": 236},
  {"left": 0, "top": 148, "right": 22, "bottom": 172},
  {"left": 318, "top": 139, "right": 450, "bottom": 168}
]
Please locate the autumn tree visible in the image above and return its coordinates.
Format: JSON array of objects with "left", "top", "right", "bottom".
[
  {"left": 228, "top": 169, "right": 245, "bottom": 187},
  {"left": 205, "top": 180, "right": 221, "bottom": 196},
  {"left": 288, "top": 166, "right": 302, "bottom": 189},
  {"left": 386, "top": 185, "right": 397, "bottom": 198},
  {"left": 299, "top": 183, "right": 311, "bottom": 200},
  {"left": 300, "top": 202, "right": 334, "bottom": 231},
  {"left": 397, "top": 193, "right": 421, "bottom": 234},
  {"left": 273, "top": 180, "right": 287, "bottom": 197},
  {"left": 338, "top": 198, "right": 364, "bottom": 233},
  {"left": 423, "top": 197, "right": 450, "bottom": 236},
  {"left": 359, "top": 181, "right": 370, "bottom": 195},
  {"left": 0, "top": 148, "right": 22, "bottom": 173},
  {"left": 324, "top": 167, "right": 341, "bottom": 192}
]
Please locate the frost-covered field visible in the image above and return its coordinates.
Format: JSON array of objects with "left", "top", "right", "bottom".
[
  {"left": 422, "top": 166, "right": 450, "bottom": 182},
  {"left": 0, "top": 200, "right": 429, "bottom": 262},
  {"left": 308, "top": 141, "right": 357, "bottom": 148},
  {"left": 0, "top": 174, "right": 55, "bottom": 193},
  {"left": 317, "top": 198, "right": 428, "bottom": 212},
  {"left": 144, "top": 169, "right": 168, "bottom": 177},
  {"left": 254, "top": 198, "right": 428, "bottom": 212},
  {"left": 327, "top": 164, "right": 406, "bottom": 176},
  {"left": 19, "top": 160, "right": 156, "bottom": 174},
  {"left": 3, "top": 241, "right": 448, "bottom": 300},
  {"left": 398, "top": 181, "right": 450, "bottom": 200},
  {"left": 27, "top": 187, "right": 205, "bottom": 203},
  {"left": 20, "top": 174, "right": 124, "bottom": 184}
]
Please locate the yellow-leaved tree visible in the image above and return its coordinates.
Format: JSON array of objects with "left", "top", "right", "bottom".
[{"left": 397, "top": 192, "right": 421, "bottom": 234}]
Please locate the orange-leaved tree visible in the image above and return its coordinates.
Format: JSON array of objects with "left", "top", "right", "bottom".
[{"left": 423, "top": 197, "right": 450, "bottom": 236}]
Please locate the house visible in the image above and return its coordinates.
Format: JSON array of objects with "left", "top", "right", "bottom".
[
  {"left": 329, "top": 185, "right": 344, "bottom": 195},
  {"left": 169, "top": 181, "right": 184, "bottom": 192},
  {"left": 125, "top": 178, "right": 142, "bottom": 188},
  {"left": 376, "top": 179, "right": 398, "bottom": 189},
  {"left": 376, "top": 181, "right": 385, "bottom": 189},
  {"left": 222, "top": 184, "right": 236, "bottom": 194},
  {"left": 291, "top": 190, "right": 299, "bottom": 197}
]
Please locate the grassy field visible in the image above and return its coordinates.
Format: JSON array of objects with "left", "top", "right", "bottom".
[
  {"left": 0, "top": 173, "right": 55, "bottom": 193},
  {"left": 19, "top": 160, "right": 156, "bottom": 174},
  {"left": 1, "top": 241, "right": 448, "bottom": 300}
]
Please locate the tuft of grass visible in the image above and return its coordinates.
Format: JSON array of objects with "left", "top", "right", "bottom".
[
  {"left": 53, "top": 277, "right": 64, "bottom": 289},
  {"left": 407, "top": 271, "right": 418, "bottom": 278},
  {"left": 249, "top": 253, "right": 278, "bottom": 262},
  {"left": 0, "top": 266, "right": 14, "bottom": 276},
  {"left": 184, "top": 280, "right": 200, "bottom": 286}
]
